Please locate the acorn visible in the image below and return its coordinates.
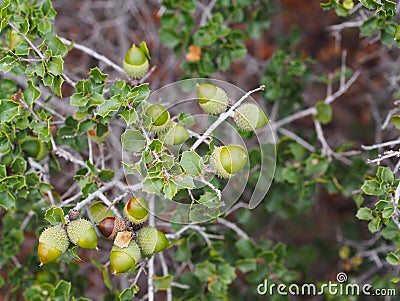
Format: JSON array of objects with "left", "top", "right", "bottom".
[
  {"left": 38, "top": 224, "right": 69, "bottom": 265},
  {"left": 110, "top": 240, "right": 141, "bottom": 274},
  {"left": 144, "top": 104, "right": 171, "bottom": 133},
  {"left": 197, "top": 84, "right": 228, "bottom": 115},
  {"left": 66, "top": 219, "right": 98, "bottom": 249},
  {"left": 124, "top": 197, "right": 149, "bottom": 225},
  {"left": 123, "top": 44, "right": 150, "bottom": 79},
  {"left": 159, "top": 122, "right": 189, "bottom": 146},
  {"left": 210, "top": 144, "right": 247, "bottom": 178},
  {"left": 21, "top": 136, "right": 49, "bottom": 161},
  {"left": 136, "top": 226, "right": 169, "bottom": 257},
  {"left": 97, "top": 217, "right": 127, "bottom": 240},
  {"left": 233, "top": 103, "right": 269, "bottom": 131}
]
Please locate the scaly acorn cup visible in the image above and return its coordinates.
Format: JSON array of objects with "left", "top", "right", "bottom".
[
  {"left": 159, "top": 122, "right": 189, "bottom": 146},
  {"left": 210, "top": 144, "right": 248, "bottom": 178},
  {"left": 110, "top": 240, "right": 141, "bottom": 274},
  {"left": 38, "top": 225, "right": 69, "bottom": 265},
  {"left": 197, "top": 83, "right": 229, "bottom": 115},
  {"left": 136, "top": 226, "right": 169, "bottom": 257},
  {"left": 144, "top": 104, "right": 171, "bottom": 133},
  {"left": 21, "top": 136, "right": 49, "bottom": 161},
  {"left": 123, "top": 44, "right": 149, "bottom": 79},
  {"left": 97, "top": 217, "right": 127, "bottom": 240},
  {"left": 233, "top": 103, "right": 269, "bottom": 131},
  {"left": 124, "top": 197, "right": 149, "bottom": 225},
  {"left": 67, "top": 219, "right": 98, "bottom": 249}
]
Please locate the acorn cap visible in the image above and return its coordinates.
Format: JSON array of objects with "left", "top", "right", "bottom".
[
  {"left": 159, "top": 122, "right": 190, "bottom": 146},
  {"left": 124, "top": 197, "right": 150, "bottom": 225},
  {"left": 197, "top": 84, "right": 228, "bottom": 115},
  {"left": 136, "top": 226, "right": 169, "bottom": 256},
  {"left": 233, "top": 103, "right": 269, "bottom": 131},
  {"left": 38, "top": 225, "right": 69, "bottom": 265},
  {"left": 210, "top": 144, "right": 248, "bottom": 178},
  {"left": 110, "top": 240, "right": 141, "bottom": 274},
  {"left": 123, "top": 45, "right": 149, "bottom": 79},
  {"left": 67, "top": 219, "right": 98, "bottom": 249},
  {"left": 98, "top": 217, "right": 127, "bottom": 240}
]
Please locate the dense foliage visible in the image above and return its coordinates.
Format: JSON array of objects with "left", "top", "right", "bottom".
[{"left": 0, "top": 0, "right": 399, "bottom": 300}]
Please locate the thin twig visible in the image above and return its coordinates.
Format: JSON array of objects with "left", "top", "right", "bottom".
[
  {"left": 278, "top": 128, "right": 316, "bottom": 152},
  {"left": 361, "top": 139, "right": 400, "bottom": 150},
  {"left": 60, "top": 37, "right": 126, "bottom": 76},
  {"left": 217, "top": 218, "right": 249, "bottom": 240},
  {"left": 191, "top": 85, "right": 265, "bottom": 150}
]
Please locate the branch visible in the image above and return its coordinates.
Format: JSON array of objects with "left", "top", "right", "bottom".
[
  {"left": 217, "top": 218, "right": 249, "bottom": 240},
  {"left": 361, "top": 139, "right": 400, "bottom": 150},
  {"left": 278, "top": 127, "right": 316, "bottom": 152},
  {"left": 147, "top": 195, "right": 155, "bottom": 301},
  {"left": 60, "top": 37, "right": 126, "bottom": 76},
  {"left": 191, "top": 85, "right": 265, "bottom": 150}
]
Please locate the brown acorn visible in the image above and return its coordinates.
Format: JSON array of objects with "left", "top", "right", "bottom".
[{"left": 97, "top": 217, "right": 128, "bottom": 240}]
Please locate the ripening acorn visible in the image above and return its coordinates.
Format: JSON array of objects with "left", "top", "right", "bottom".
[
  {"left": 197, "top": 84, "right": 228, "bottom": 115},
  {"left": 110, "top": 240, "right": 141, "bottom": 274},
  {"left": 123, "top": 44, "right": 149, "bottom": 79},
  {"left": 21, "top": 136, "right": 49, "bottom": 161},
  {"left": 67, "top": 219, "right": 98, "bottom": 249},
  {"left": 145, "top": 104, "right": 171, "bottom": 133},
  {"left": 38, "top": 224, "right": 69, "bottom": 265},
  {"left": 136, "top": 226, "right": 169, "bottom": 257},
  {"left": 124, "top": 197, "right": 149, "bottom": 225},
  {"left": 159, "top": 122, "right": 189, "bottom": 146},
  {"left": 210, "top": 144, "right": 247, "bottom": 178},
  {"left": 233, "top": 103, "right": 269, "bottom": 131},
  {"left": 97, "top": 217, "right": 128, "bottom": 240}
]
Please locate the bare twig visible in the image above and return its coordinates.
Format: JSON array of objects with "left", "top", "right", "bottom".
[
  {"left": 278, "top": 127, "right": 316, "bottom": 152},
  {"left": 217, "top": 218, "right": 249, "bottom": 240},
  {"left": 60, "top": 37, "right": 126, "bottom": 76},
  {"left": 392, "top": 182, "right": 400, "bottom": 230},
  {"left": 362, "top": 139, "right": 400, "bottom": 150}
]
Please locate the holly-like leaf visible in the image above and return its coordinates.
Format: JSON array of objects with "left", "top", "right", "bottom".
[
  {"left": 119, "top": 286, "right": 138, "bottom": 301},
  {"left": 180, "top": 151, "right": 204, "bottom": 177},
  {"left": 121, "top": 129, "right": 146, "bottom": 152},
  {"left": 153, "top": 274, "right": 173, "bottom": 290},
  {"left": 315, "top": 101, "right": 332, "bottom": 124},
  {"left": 44, "top": 207, "right": 66, "bottom": 225},
  {"left": 0, "top": 100, "right": 20, "bottom": 123},
  {"left": 23, "top": 80, "right": 41, "bottom": 106},
  {"left": 89, "top": 201, "right": 113, "bottom": 223},
  {"left": 54, "top": 280, "right": 71, "bottom": 301}
]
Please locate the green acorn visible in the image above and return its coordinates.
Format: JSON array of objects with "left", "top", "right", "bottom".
[
  {"left": 136, "top": 226, "right": 169, "bottom": 257},
  {"left": 233, "top": 103, "right": 269, "bottom": 131},
  {"left": 67, "top": 219, "right": 98, "bottom": 249},
  {"left": 97, "top": 217, "right": 128, "bottom": 240},
  {"left": 144, "top": 104, "right": 171, "bottom": 133},
  {"left": 210, "top": 144, "right": 248, "bottom": 178},
  {"left": 159, "top": 122, "right": 189, "bottom": 146},
  {"left": 21, "top": 136, "right": 49, "bottom": 161},
  {"left": 38, "top": 224, "right": 69, "bottom": 265},
  {"left": 123, "top": 44, "right": 150, "bottom": 79},
  {"left": 197, "top": 84, "right": 228, "bottom": 115},
  {"left": 110, "top": 240, "right": 141, "bottom": 274},
  {"left": 124, "top": 197, "right": 149, "bottom": 225}
]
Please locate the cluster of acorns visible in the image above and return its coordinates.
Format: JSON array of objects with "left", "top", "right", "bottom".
[{"left": 38, "top": 197, "right": 169, "bottom": 274}]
